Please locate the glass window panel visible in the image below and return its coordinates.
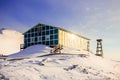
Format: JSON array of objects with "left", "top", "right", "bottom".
[
  {"left": 38, "top": 36, "right": 42, "bottom": 42},
  {"left": 38, "top": 42, "right": 41, "bottom": 44},
  {"left": 54, "top": 29, "right": 58, "bottom": 34},
  {"left": 42, "top": 27, "right": 45, "bottom": 31},
  {"left": 50, "top": 41, "right": 53, "bottom": 45},
  {"left": 50, "top": 35, "right": 53, "bottom": 39},
  {"left": 54, "top": 34, "right": 58, "bottom": 39},
  {"left": 46, "top": 31, "right": 49, "bottom": 35},
  {"left": 45, "top": 35, "right": 50, "bottom": 41},
  {"left": 42, "top": 32, "right": 45, "bottom": 35},
  {"left": 35, "top": 33, "right": 38, "bottom": 36},
  {"left": 31, "top": 28, "right": 34, "bottom": 32},
  {"left": 50, "top": 26, "right": 53, "bottom": 29},
  {"left": 42, "top": 41, "right": 45, "bottom": 44},
  {"left": 25, "top": 34, "right": 27, "bottom": 38},
  {"left": 54, "top": 40, "right": 58, "bottom": 45},
  {"left": 35, "top": 37, "right": 37, "bottom": 42},
  {"left": 50, "top": 30, "right": 53, "bottom": 34},
  {"left": 28, "top": 38, "right": 30, "bottom": 42},
  {"left": 35, "top": 28, "right": 38, "bottom": 32},
  {"left": 30, "top": 37, "right": 35, "bottom": 43},
  {"left": 42, "top": 36, "right": 45, "bottom": 41},
  {"left": 28, "top": 34, "right": 30, "bottom": 37},
  {"left": 38, "top": 32, "right": 41, "bottom": 36},
  {"left": 46, "top": 26, "right": 49, "bottom": 30},
  {"left": 46, "top": 41, "right": 49, "bottom": 45}
]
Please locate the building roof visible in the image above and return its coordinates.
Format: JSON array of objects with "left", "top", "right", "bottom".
[{"left": 24, "top": 23, "right": 90, "bottom": 40}]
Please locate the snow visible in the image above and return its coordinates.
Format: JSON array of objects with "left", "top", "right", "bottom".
[
  {"left": 0, "top": 28, "right": 23, "bottom": 55},
  {"left": 9, "top": 44, "right": 52, "bottom": 58},
  {"left": 0, "top": 45, "right": 120, "bottom": 80}
]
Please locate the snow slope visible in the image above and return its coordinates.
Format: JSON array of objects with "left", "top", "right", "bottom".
[
  {"left": 0, "top": 45, "right": 120, "bottom": 80},
  {"left": 9, "top": 44, "right": 51, "bottom": 58},
  {"left": 0, "top": 28, "right": 23, "bottom": 55}
]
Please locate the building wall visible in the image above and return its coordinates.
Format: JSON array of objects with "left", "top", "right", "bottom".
[
  {"left": 24, "top": 24, "right": 59, "bottom": 48},
  {"left": 24, "top": 24, "right": 90, "bottom": 51},
  {"left": 59, "top": 29, "right": 89, "bottom": 51}
]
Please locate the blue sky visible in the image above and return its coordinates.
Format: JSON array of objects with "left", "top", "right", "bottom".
[{"left": 0, "top": 0, "right": 120, "bottom": 60}]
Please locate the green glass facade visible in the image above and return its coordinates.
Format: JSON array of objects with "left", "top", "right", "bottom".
[{"left": 24, "top": 24, "right": 58, "bottom": 48}]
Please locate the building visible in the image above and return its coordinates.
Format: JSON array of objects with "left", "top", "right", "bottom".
[{"left": 23, "top": 23, "right": 90, "bottom": 51}]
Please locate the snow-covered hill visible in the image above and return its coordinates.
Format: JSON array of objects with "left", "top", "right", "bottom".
[
  {"left": 0, "top": 45, "right": 120, "bottom": 80},
  {"left": 0, "top": 28, "right": 23, "bottom": 55}
]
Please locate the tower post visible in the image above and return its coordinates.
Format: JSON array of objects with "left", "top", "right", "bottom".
[{"left": 96, "top": 39, "right": 103, "bottom": 57}]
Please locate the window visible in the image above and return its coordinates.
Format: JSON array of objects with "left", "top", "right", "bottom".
[
  {"left": 25, "top": 39, "right": 27, "bottom": 44},
  {"left": 50, "top": 41, "right": 53, "bottom": 45},
  {"left": 35, "top": 28, "right": 38, "bottom": 32},
  {"left": 54, "top": 34, "right": 58, "bottom": 39},
  {"left": 45, "top": 35, "right": 50, "bottom": 41},
  {"left": 35, "top": 33, "right": 38, "bottom": 36},
  {"left": 31, "top": 33, "right": 34, "bottom": 37},
  {"left": 28, "top": 33, "right": 30, "bottom": 37},
  {"left": 42, "top": 32, "right": 45, "bottom": 35},
  {"left": 31, "top": 28, "right": 34, "bottom": 32},
  {"left": 46, "top": 41, "right": 49, "bottom": 45},
  {"left": 50, "top": 35, "right": 53, "bottom": 39},
  {"left": 35, "top": 37, "right": 37, "bottom": 42},
  {"left": 54, "top": 29, "right": 58, "bottom": 34},
  {"left": 37, "top": 36, "right": 42, "bottom": 42},
  {"left": 28, "top": 38, "right": 30, "bottom": 42},
  {"left": 42, "top": 36, "right": 45, "bottom": 41},
  {"left": 50, "top": 26, "right": 53, "bottom": 29},
  {"left": 30, "top": 37, "right": 35, "bottom": 43},
  {"left": 54, "top": 40, "right": 58, "bottom": 45},
  {"left": 42, "top": 41, "right": 45, "bottom": 44},
  {"left": 25, "top": 34, "right": 27, "bottom": 38},
  {"left": 38, "top": 32, "right": 41, "bottom": 36},
  {"left": 42, "top": 27, "right": 45, "bottom": 31},
  {"left": 46, "top": 31, "right": 49, "bottom": 35},
  {"left": 50, "top": 30, "right": 54, "bottom": 34},
  {"left": 46, "top": 26, "right": 49, "bottom": 30}
]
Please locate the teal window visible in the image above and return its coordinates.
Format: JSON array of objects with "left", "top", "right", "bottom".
[
  {"left": 46, "top": 41, "right": 49, "bottom": 45},
  {"left": 35, "top": 28, "right": 38, "bottom": 32},
  {"left": 42, "top": 32, "right": 45, "bottom": 35},
  {"left": 28, "top": 38, "right": 30, "bottom": 42},
  {"left": 42, "top": 41, "right": 45, "bottom": 44},
  {"left": 46, "top": 31, "right": 49, "bottom": 35},
  {"left": 42, "top": 36, "right": 45, "bottom": 41},
  {"left": 54, "top": 34, "right": 58, "bottom": 39},
  {"left": 42, "top": 27, "right": 45, "bottom": 31},
  {"left": 54, "top": 29, "right": 58, "bottom": 34},
  {"left": 28, "top": 34, "right": 30, "bottom": 37},
  {"left": 35, "top": 33, "right": 38, "bottom": 36},
  {"left": 50, "top": 30, "right": 53, "bottom": 34},
  {"left": 54, "top": 40, "right": 58, "bottom": 45},
  {"left": 50, "top": 35, "right": 53, "bottom": 39},
  {"left": 46, "top": 26, "right": 49, "bottom": 30},
  {"left": 50, "top": 26, "right": 54, "bottom": 29},
  {"left": 50, "top": 41, "right": 53, "bottom": 45}
]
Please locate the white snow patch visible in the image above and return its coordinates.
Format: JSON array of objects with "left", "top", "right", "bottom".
[
  {"left": 9, "top": 44, "right": 51, "bottom": 58},
  {"left": 0, "top": 45, "right": 120, "bottom": 80},
  {"left": 0, "top": 28, "right": 23, "bottom": 55}
]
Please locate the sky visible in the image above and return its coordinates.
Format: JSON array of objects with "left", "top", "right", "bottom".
[{"left": 0, "top": 0, "right": 120, "bottom": 60}]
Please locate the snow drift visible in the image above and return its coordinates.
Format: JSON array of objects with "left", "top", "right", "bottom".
[
  {"left": 0, "top": 45, "right": 120, "bottom": 80},
  {"left": 9, "top": 44, "right": 51, "bottom": 58},
  {"left": 0, "top": 28, "right": 23, "bottom": 55}
]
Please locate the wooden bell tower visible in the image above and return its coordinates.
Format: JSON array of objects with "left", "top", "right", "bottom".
[{"left": 96, "top": 39, "right": 103, "bottom": 57}]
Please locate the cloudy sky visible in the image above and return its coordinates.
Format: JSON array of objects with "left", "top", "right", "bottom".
[{"left": 0, "top": 0, "right": 120, "bottom": 60}]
